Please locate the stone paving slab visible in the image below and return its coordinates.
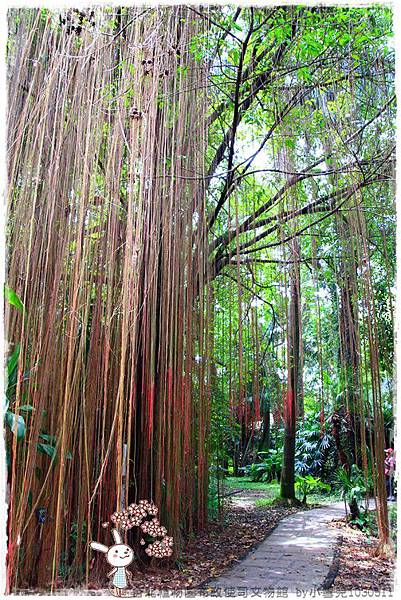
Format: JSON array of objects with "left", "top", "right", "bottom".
[{"left": 206, "top": 502, "right": 347, "bottom": 593}]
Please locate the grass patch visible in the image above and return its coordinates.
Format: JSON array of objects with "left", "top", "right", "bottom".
[
  {"left": 255, "top": 491, "right": 341, "bottom": 508},
  {"left": 255, "top": 497, "right": 277, "bottom": 508},
  {"left": 307, "top": 490, "right": 341, "bottom": 505},
  {"left": 224, "top": 476, "right": 341, "bottom": 507},
  {"left": 224, "top": 477, "right": 280, "bottom": 491}
]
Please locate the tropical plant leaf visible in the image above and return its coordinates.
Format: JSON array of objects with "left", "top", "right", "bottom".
[
  {"left": 4, "top": 285, "right": 25, "bottom": 313},
  {"left": 18, "top": 404, "right": 35, "bottom": 412},
  {"left": 5, "top": 411, "right": 26, "bottom": 438},
  {"left": 37, "top": 442, "right": 57, "bottom": 459}
]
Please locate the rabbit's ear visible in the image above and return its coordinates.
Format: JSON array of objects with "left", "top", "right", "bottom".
[
  {"left": 111, "top": 529, "right": 122, "bottom": 544},
  {"left": 90, "top": 541, "right": 109, "bottom": 553}
]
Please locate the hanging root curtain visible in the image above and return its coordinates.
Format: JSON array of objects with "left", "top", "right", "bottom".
[{"left": 6, "top": 7, "right": 209, "bottom": 590}]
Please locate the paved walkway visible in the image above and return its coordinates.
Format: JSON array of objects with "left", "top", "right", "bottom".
[{"left": 206, "top": 502, "right": 347, "bottom": 593}]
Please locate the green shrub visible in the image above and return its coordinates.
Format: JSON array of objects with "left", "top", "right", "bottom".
[
  {"left": 295, "top": 415, "right": 333, "bottom": 476},
  {"left": 334, "top": 464, "right": 371, "bottom": 523},
  {"left": 295, "top": 474, "right": 330, "bottom": 504},
  {"left": 241, "top": 448, "right": 282, "bottom": 482}
]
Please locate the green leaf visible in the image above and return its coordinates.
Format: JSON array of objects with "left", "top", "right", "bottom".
[
  {"left": 4, "top": 285, "right": 25, "bottom": 313},
  {"left": 37, "top": 442, "right": 57, "bottom": 459},
  {"left": 6, "top": 345, "right": 21, "bottom": 403},
  {"left": 7, "top": 344, "right": 20, "bottom": 379},
  {"left": 37, "top": 440, "right": 72, "bottom": 461},
  {"left": 285, "top": 138, "right": 296, "bottom": 149},
  {"left": 39, "top": 433, "right": 57, "bottom": 443},
  {"left": 19, "top": 404, "right": 35, "bottom": 412},
  {"left": 228, "top": 48, "right": 240, "bottom": 64},
  {"left": 299, "top": 67, "right": 312, "bottom": 82},
  {"left": 231, "top": 22, "right": 242, "bottom": 32},
  {"left": 5, "top": 411, "right": 26, "bottom": 438}
]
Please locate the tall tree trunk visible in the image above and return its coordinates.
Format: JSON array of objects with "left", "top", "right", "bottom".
[
  {"left": 259, "top": 399, "right": 271, "bottom": 451},
  {"left": 280, "top": 238, "right": 301, "bottom": 502},
  {"left": 336, "top": 214, "right": 361, "bottom": 466}
]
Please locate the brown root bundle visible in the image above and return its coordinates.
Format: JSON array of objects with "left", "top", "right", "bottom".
[{"left": 6, "top": 6, "right": 209, "bottom": 591}]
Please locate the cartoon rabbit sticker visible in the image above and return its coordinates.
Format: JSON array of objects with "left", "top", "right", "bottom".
[
  {"left": 90, "top": 529, "right": 134, "bottom": 596},
  {"left": 90, "top": 500, "right": 173, "bottom": 594}
]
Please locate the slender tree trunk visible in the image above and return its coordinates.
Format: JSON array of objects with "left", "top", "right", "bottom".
[
  {"left": 259, "top": 400, "right": 271, "bottom": 451},
  {"left": 280, "top": 238, "right": 301, "bottom": 502}
]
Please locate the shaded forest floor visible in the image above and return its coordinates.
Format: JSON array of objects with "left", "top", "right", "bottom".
[
  {"left": 19, "top": 483, "right": 396, "bottom": 594},
  {"left": 329, "top": 516, "right": 396, "bottom": 592},
  {"left": 85, "top": 484, "right": 308, "bottom": 592},
  {"left": 115, "top": 501, "right": 302, "bottom": 592},
  {"left": 16, "top": 488, "right": 310, "bottom": 594},
  {"left": 89, "top": 483, "right": 334, "bottom": 592},
  {"left": 18, "top": 500, "right": 300, "bottom": 595}
]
